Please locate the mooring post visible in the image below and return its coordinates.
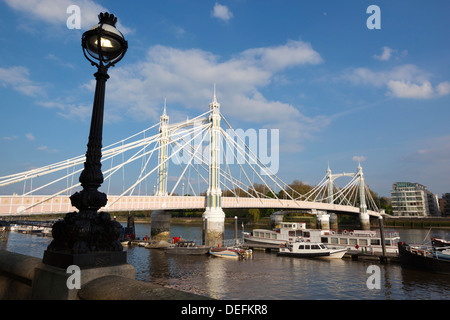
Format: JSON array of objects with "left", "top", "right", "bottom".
[
  {"left": 378, "top": 216, "right": 387, "bottom": 263},
  {"left": 234, "top": 216, "right": 238, "bottom": 245},
  {"left": 203, "top": 217, "right": 208, "bottom": 246}
]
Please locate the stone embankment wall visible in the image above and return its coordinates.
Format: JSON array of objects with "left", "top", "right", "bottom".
[{"left": 0, "top": 250, "right": 211, "bottom": 300}]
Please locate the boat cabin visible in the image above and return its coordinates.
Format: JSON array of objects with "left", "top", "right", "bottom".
[
  {"left": 250, "top": 222, "right": 306, "bottom": 243},
  {"left": 287, "top": 242, "right": 328, "bottom": 251}
]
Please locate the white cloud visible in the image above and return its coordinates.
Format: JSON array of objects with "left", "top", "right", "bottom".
[
  {"left": 240, "top": 40, "right": 323, "bottom": 72},
  {"left": 99, "top": 40, "right": 327, "bottom": 151},
  {"left": 436, "top": 81, "right": 450, "bottom": 96},
  {"left": 342, "top": 64, "right": 450, "bottom": 99},
  {"left": 387, "top": 80, "right": 434, "bottom": 99},
  {"left": 37, "top": 100, "right": 92, "bottom": 121},
  {"left": 3, "top": 0, "right": 132, "bottom": 33},
  {"left": 25, "top": 133, "right": 35, "bottom": 141},
  {"left": 104, "top": 40, "right": 324, "bottom": 121},
  {"left": 373, "top": 46, "right": 393, "bottom": 61},
  {"left": 373, "top": 46, "right": 407, "bottom": 61},
  {"left": 211, "top": 3, "right": 234, "bottom": 22},
  {"left": 352, "top": 156, "right": 367, "bottom": 163},
  {"left": 2, "top": 136, "right": 18, "bottom": 141},
  {"left": 0, "top": 66, "right": 45, "bottom": 97}
]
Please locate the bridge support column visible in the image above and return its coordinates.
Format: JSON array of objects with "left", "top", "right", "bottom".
[
  {"left": 359, "top": 212, "right": 371, "bottom": 230},
  {"left": 151, "top": 210, "right": 171, "bottom": 241},
  {"left": 270, "top": 211, "right": 284, "bottom": 228},
  {"left": 315, "top": 210, "right": 330, "bottom": 230},
  {"left": 203, "top": 209, "right": 225, "bottom": 247},
  {"left": 357, "top": 164, "right": 370, "bottom": 230},
  {"left": 329, "top": 212, "right": 338, "bottom": 230}
]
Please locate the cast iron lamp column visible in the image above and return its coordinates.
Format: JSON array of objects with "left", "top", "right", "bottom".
[{"left": 44, "top": 12, "right": 128, "bottom": 268}]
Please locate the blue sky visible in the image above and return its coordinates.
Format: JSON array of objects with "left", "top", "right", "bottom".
[{"left": 0, "top": 0, "right": 449, "bottom": 198}]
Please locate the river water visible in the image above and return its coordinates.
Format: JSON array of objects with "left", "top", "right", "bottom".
[{"left": 1, "top": 223, "right": 449, "bottom": 300}]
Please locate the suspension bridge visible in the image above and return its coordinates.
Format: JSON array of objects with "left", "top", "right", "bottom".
[{"left": 0, "top": 89, "right": 383, "bottom": 235}]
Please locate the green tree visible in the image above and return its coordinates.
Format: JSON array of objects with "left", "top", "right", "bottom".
[{"left": 247, "top": 208, "right": 260, "bottom": 223}]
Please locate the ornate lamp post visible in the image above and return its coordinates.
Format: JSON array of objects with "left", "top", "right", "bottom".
[{"left": 43, "top": 12, "right": 128, "bottom": 268}]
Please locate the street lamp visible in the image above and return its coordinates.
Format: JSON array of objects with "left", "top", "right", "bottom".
[
  {"left": 43, "top": 12, "right": 128, "bottom": 268},
  {"left": 82, "top": 12, "right": 127, "bottom": 69}
]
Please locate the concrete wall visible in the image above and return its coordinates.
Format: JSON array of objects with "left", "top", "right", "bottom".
[
  {"left": 0, "top": 250, "right": 211, "bottom": 300},
  {"left": 0, "top": 250, "right": 42, "bottom": 299}
]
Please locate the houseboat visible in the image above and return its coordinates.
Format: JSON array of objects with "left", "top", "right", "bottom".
[
  {"left": 398, "top": 241, "right": 450, "bottom": 274},
  {"left": 244, "top": 222, "right": 400, "bottom": 254},
  {"left": 243, "top": 222, "right": 306, "bottom": 247}
]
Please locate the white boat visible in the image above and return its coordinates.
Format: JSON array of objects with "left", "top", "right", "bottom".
[
  {"left": 209, "top": 247, "right": 252, "bottom": 259},
  {"left": 243, "top": 222, "right": 306, "bottom": 246},
  {"left": 277, "top": 241, "right": 348, "bottom": 259},
  {"left": 9, "top": 224, "right": 22, "bottom": 232},
  {"left": 244, "top": 222, "right": 400, "bottom": 254}
]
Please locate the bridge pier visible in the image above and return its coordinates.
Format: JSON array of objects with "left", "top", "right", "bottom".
[
  {"left": 202, "top": 87, "right": 225, "bottom": 247},
  {"left": 329, "top": 212, "right": 338, "bottom": 230},
  {"left": 359, "top": 212, "right": 371, "bottom": 230},
  {"left": 203, "top": 208, "right": 225, "bottom": 247},
  {"left": 316, "top": 211, "right": 330, "bottom": 230},
  {"left": 270, "top": 211, "right": 284, "bottom": 228},
  {"left": 151, "top": 210, "right": 171, "bottom": 241}
]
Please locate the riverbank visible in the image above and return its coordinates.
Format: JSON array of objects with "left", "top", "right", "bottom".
[
  {"left": 383, "top": 216, "right": 450, "bottom": 229},
  {"left": 3, "top": 214, "right": 450, "bottom": 229}
]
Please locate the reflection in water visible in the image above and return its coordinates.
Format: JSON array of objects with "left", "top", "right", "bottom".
[
  {"left": 399, "top": 267, "right": 450, "bottom": 299},
  {"left": 2, "top": 224, "right": 450, "bottom": 300},
  {"left": 205, "top": 256, "right": 227, "bottom": 300}
]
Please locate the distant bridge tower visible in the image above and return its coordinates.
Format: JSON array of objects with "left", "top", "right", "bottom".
[
  {"left": 322, "top": 164, "right": 371, "bottom": 230},
  {"left": 152, "top": 100, "right": 171, "bottom": 241},
  {"left": 322, "top": 165, "right": 354, "bottom": 230},
  {"left": 357, "top": 164, "right": 370, "bottom": 230},
  {"left": 203, "top": 86, "right": 225, "bottom": 246},
  {"left": 156, "top": 100, "right": 169, "bottom": 196}
]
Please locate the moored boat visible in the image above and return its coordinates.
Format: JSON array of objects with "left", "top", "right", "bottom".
[
  {"left": 164, "top": 240, "right": 210, "bottom": 255},
  {"left": 243, "top": 222, "right": 306, "bottom": 247},
  {"left": 209, "top": 247, "right": 252, "bottom": 259},
  {"left": 398, "top": 242, "right": 450, "bottom": 275},
  {"left": 277, "top": 241, "right": 348, "bottom": 259},
  {"left": 244, "top": 222, "right": 400, "bottom": 254},
  {"left": 431, "top": 237, "right": 450, "bottom": 248}
]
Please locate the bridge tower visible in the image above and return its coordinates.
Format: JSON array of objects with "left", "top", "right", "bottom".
[
  {"left": 325, "top": 165, "right": 338, "bottom": 230},
  {"left": 203, "top": 86, "right": 225, "bottom": 246},
  {"left": 152, "top": 101, "right": 171, "bottom": 241},
  {"left": 357, "top": 164, "right": 370, "bottom": 230},
  {"left": 322, "top": 166, "right": 353, "bottom": 230},
  {"left": 156, "top": 100, "right": 169, "bottom": 196}
]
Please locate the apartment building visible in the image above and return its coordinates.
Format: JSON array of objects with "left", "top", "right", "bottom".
[{"left": 391, "top": 182, "right": 440, "bottom": 217}]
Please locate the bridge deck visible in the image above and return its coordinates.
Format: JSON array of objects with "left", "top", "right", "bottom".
[{"left": 0, "top": 195, "right": 380, "bottom": 217}]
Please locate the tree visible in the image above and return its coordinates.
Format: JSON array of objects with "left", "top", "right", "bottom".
[
  {"left": 247, "top": 208, "right": 260, "bottom": 223},
  {"left": 378, "top": 196, "right": 393, "bottom": 215},
  {"left": 278, "top": 180, "right": 313, "bottom": 199}
]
